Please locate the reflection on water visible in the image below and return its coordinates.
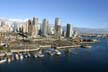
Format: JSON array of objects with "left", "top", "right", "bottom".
[{"left": 0, "top": 38, "right": 108, "bottom": 72}]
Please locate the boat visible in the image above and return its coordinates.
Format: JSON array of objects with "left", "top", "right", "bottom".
[
  {"left": 27, "top": 53, "right": 31, "bottom": 58},
  {"left": 37, "top": 50, "right": 45, "bottom": 58},
  {"left": 15, "top": 54, "right": 19, "bottom": 60},
  {"left": 19, "top": 54, "right": 24, "bottom": 60},
  {"left": 34, "top": 54, "right": 38, "bottom": 58},
  {"left": 46, "top": 48, "right": 56, "bottom": 56},
  {"left": 46, "top": 50, "right": 55, "bottom": 56},
  {"left": 24, "top": 55, "right": 28, "bottom": 58},
  {"left": 7, "top": 57, "right": 11, "bottom": 63},
  {"left": 11, "top": 55, "right": 15, "bottom": 61},
  {"left": 0, "top": 58, "right": 7, "bottom": 64},
  {"left": 50, "top": 52, "right": 56, "bottom": 56},
  {"left": 38, "top": 54, "right": 44, "bottom": 58},
  {"left": 23, "top": 53, "right": 28, "bottom": 58},
  {"left": 55, "top": 50, "right": 61, "bottom": 55}
]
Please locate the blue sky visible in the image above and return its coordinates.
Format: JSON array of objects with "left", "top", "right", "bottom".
[{"left": 0, "top": 0, "right": 108, "bottom": 28}]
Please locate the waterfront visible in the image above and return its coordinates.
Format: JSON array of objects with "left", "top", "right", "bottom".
[{"left": 0, "top": 38, "right": 108, "bottom": 72}]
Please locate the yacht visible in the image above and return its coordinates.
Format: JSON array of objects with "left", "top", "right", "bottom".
[
  {"left": 34, "top": 54, "right": 38, "bottom": 58},
  {"left": 37, "top": 50, "right": 45, "bottom": 58},
  {"left": 46, "top": 48, "right": 56, "bottom": 56},
  {"left": 55, "top": 50, "right": 61, "bottom": 55},
  {"left": 7, "top": 57, "right": 11, "bottom": 63},
  {"left": 15, "top": 54, "right": 19, "bottom": 60},
  {"left": 0, "top": 57, "right": 7, "bottom": 64},
  {"left": 19, "top": 54, "right": 24, "bottom": 60},
  {"left": 27, "top": 53, "right": 31, "bottom": 58}
]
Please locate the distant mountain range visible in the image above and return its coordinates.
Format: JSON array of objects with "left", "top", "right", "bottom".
[{"left": 62, "top": 26, "right": 108, "bottom": 34}]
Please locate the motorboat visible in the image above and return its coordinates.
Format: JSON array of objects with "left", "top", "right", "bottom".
[
  {"left": 34, "top": 54, "right": 38, "bottom": 58},
  {"left": 19, "top": 54, "right": 24, "bottom": 60},
  {"left": 27, "top": 53, "right": 31, "bottom": 58},
  {"left": 37, "top": 50, "right": 45, "bottom": 58},
  {"left": 55, "top": 50, "right": 61, "bottom": 55},
  {"left": 0, "top": 57, "right": 6, "bottom": 64},
  {"left": 38, "top": 54, "right": 44, "bottom": 58},
  {"left": 7, "top": 57, "right": 11, "bottom": 63},
  {"left": 15, "top": 54, "right": 19, "bottom": 60}
]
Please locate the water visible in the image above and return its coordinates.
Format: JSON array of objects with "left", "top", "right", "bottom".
[{"left": 0, "top": 38, "right": 108, "bottom": 72}]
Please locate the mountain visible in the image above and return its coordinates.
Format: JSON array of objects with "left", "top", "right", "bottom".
[
  {"left": 62, "top": 26, "right": 108, "bottom": 34},
  {"left": 0, "top": 18, "right": 27, "bottom": 26},
  {"left": 0, "top": 17, "right": 28, "bottom": 22}
]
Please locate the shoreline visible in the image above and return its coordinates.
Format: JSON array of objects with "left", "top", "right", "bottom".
[
  {"left": 0, "top": 45, "right": 81, "bottom": 57},
  {"left": 80, "top": 42, "right": 98, "bottom": 44},
  {"left": 56, "top": 45, "right": 81, "bottom": 49}
]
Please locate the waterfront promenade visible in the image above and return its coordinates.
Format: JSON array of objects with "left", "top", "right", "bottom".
[{"left": 0, "top": 44, "right": 81, "bottom": 57}]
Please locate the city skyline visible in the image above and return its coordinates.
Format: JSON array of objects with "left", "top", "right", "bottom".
[{"left": 0, "top": 0, "right": 108, "bottom": 28}]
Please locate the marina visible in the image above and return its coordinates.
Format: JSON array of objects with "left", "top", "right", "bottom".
[
  {"left": 0, "top": 0, "right": 108, "bottom": 72},
  {"left": 0, "top": 57, "right": 6, "bottom": 64},
  {"left": 0, "top": 38, "right": 108, "bottom": 72},
  {"left": 0, "top": 47, "right": 63, "bottom": 64}
]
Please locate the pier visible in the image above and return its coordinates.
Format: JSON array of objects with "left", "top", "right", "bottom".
[
  {"left": 0, "top": 48, "right": 40, "bottom": 57},
  {"left": 56, "top": 45, "right": 81, "bottom": 49},
  {"left": 11, "top": 48, "right": 40, "bottom": 53}
]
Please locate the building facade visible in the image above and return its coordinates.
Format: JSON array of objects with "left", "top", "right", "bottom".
[
  {"left": 42, "top": 18, "right": 48, "bottom": 37},
  {"left": 28, "top": 19, "right": 32, "bottom": 35},
  {"left": 32, "top": 17, "right": 38, "bottom": 38},
  {"left": 66, "top": 24, "right": 73, "bottom": 38},
  {"left": 54, "top": 17, "right": 62, "bottom": 38}
]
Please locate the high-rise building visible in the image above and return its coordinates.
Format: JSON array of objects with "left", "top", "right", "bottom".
[
  {"left": 28, "top": 19, "right": 32, "bottom": 35},
  {"left": 32, "top": 17, "right": 38, "bottom": 38},
  {"left": 22, "top": 21, "right": 27, "bottom": 33},
  {"left": 66, "top": 24, "right": 73, "bottom": 38},
  {"left": 27, "top": 17, "right": 38, "bottom": 38},
  {"left": 50, "top": 27, "right": 54, "bottom": 34},
  {"left": 55, "top": 17, "right": 61, "bottom": 26},
  {"left": 54, "top": 17, "right": 62, "bottom": 38},
  {"left": 62, "top": 31, "right": 66, "bottom": 37},
  {"left": 12, "top": 22, "right": 18, "bottom": 32},
  {"left": 73, "top": 31, "right": 78, "bottom": 39},
  {"left": 38, "top": 23, "right": 41, "bottom": 35},
  {"left": 47, "top": 21, "right": 51, "bottom": 35},
  {"left": 42, "top": 18, "right": 48, "bottom": 37},
  {"left": 25, "top": 21, "right": 28, "bottom": 33},
  {"left": 19, "top": 26, "right": 24, "bottom": 32},
  {"left": 0, "top": 21, "right": 5, "bottom": 27}
]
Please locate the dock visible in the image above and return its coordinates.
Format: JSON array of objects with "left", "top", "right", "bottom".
[
  {"left": 56, "top": 45, "right": 81, "bottom": 49},
  {"left": 0, "top": 48, "right": 40, "bottom": 57},
  {"left": 11, "top": 48, "right": 40, "bottom": 53},
  {"left": 40, "top": 45, "right": 51, "bottom": 48}
]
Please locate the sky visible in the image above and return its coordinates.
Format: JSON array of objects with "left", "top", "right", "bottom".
[{"left": 0, "top": 0, "right": 108, "bottom": 28}]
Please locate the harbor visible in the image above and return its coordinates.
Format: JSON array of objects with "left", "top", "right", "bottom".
[
  {"left": 0, "top": 34, "right": 100, "bottom": 64},
  {"left": 0, "top": 43, "right": 82, "bottom": 63},
  {"left": 0, "top": 47, "right": 64, "bottom": 64},
  {"left": 0, "top": 0, "right": 108, "bottom": 71},
  {"left": 0, "top": 38, "right": 108, "bottom": 72}
]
